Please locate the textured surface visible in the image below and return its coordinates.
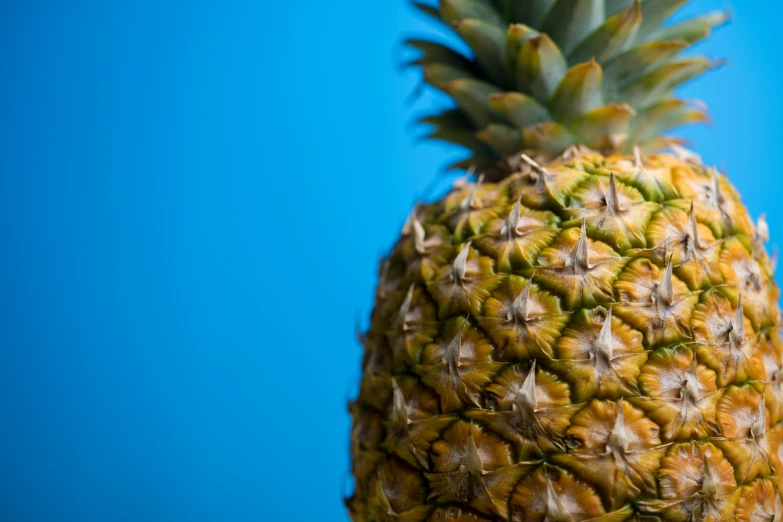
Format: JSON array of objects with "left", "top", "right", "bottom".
[
  {"left": 348, "top": 149, "right": 782, "bottom": 521},
  {"left": 409, "top": 0, "right": 726, "bottom": 177}
]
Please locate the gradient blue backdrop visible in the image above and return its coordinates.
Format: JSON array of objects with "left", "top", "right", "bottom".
[{"left": 0, "top": 1, "right": 780, "bottom": 521}]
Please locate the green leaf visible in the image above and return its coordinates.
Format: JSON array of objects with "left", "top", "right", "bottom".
[
  {"left": 411, "top": 1, "right": 450, "bottom": 29},
  {"left": 572, "top": 103, "right": 636, "bottom": 147},
  {"left": 655, "top": 11, "right": 730, "bottom": 44},
  {"left": 422, "top": 62, "right": 478, "bottom": 90},
  {"left": 542, "top": 0, "right": 605, "bottom": 56},
  {"left": 620, "top": 58, "right": 715, "bottom": 109},
  {"left": 603, "top": 40, "right": 688, "bottom": 89},
  {"left": 635, "top": 0, "right": 688, "bottom": 42},
  {"left": 488, "top": 92, "right": 551, "bottom": 128},
  {"left": 505, "top": 24, "right": 539, "bottom": 81},
  {"left": 606, "top": 0, "right": 634, "bottom": 16},
  {"left": 516, "top": 34, "right": 568, "bottom": 101},
  {"left": 504, "top": 0, "right": 557, "bottom": 26},
  {"left": 406, "top": 39, "right": 472, "bottom": 69},
  {"left": 551, "top": 60, "right": 604, "bottom": 122},
  {"left": 477, "top": 123, "right": 524, "bottom": 156},
  {"left": 456, "top": 19, "right": 508, "bottom": 85},
  {"left": 569, "top": 0, "right": 641, "bottom": 64},
  {"left": 420, "top": 108, "right": 471, "bottom": 128},
  {"left": 422, "top": 110, "right": 493, "bottom": 153},
  {"left": 443, "top": 78, "right": 503, "bottom": 128},
  {"left": 522, "top": 122, "right": 575, "bottom": 156},
  {"left": 428, "top": 127, "right": 493, "bottom": 154},
  {"left": 628, "top": 99, "right": 709, "bottom": 144},
  {"left": 440, "top": 0, "right": 504, "bottom": 25},
  {"left": 636, "top": 136, "right": 685, "bottom": 154}
]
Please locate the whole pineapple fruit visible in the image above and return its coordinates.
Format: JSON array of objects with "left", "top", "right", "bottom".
[{"left": 348, "top": 1, "right": 782, "bottom": 520}]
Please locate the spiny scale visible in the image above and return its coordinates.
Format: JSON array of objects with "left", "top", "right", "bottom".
[
  {"left": 349, "top": 149, "right": 782, "bottom": 521},
  {"left": 350, "top": 0, "right": 781, "bottom": 520}
]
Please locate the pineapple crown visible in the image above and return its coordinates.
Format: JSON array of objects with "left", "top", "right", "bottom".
[{"left": 407, "top": 0, "right": 728, "bottom": 179}]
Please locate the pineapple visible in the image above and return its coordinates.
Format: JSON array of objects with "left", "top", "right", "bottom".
[{"left": 348, "top": 1, "right": 782, "bottom": 521}]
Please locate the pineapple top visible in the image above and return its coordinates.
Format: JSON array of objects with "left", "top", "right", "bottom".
[{"left": 409, "top": 0, "right": 727, "bottom": 179}]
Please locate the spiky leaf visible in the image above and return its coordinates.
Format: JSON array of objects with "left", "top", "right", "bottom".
[
  {"left": 405, "top": 0, "right": 721, "bottom": 176},
  {"left": 440, "top": 0, "right": 504, "bottom": 25},
  {"left": 569, "top": 1, "right": 642, "bottom": 64},
  {"left": 505, "top": 24, "right": 539, "bottom": 77},
  {"left": 551, "top": 60, "right": 604, "bottom": 121},
  {"left": 516, "top": 34, "right": 568, "bottom": 100},
  {"left": 477, "top": 123, "right": 524, "bottom": 156},
  {"left": 505, "top": 0, "right": 557, "bottom": 27},
  {"left": 488, "top": 92, "right": 551, "bottom": 128},
  {"left": 656, "top": 11, "right": 730, "bottom": 44},
  {"left": 620, "top": 58, "right": 715, "bottom": 109},
  {"left": 456, "top": 19, "right": 508, "bottom": 84},
  {"left": 603, "top": 41, "right": 689, "bottom": 88},
  {"left": 444, "top": 78, "right": 501, "bottom": 128},
  {"left": 542, "top": 0, "right": 605, "bottom": 55},
  {"left": 636, "top": 0, "right": 688, "bottom": 42}
]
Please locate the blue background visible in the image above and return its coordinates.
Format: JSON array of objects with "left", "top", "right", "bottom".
[{"left": 0, "top": 1, "right": 780, "bottom": 521}]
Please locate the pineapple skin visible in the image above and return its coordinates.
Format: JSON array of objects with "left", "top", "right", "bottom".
[{"left": 348, "top": 150, "right": 782, "bottom": 522}]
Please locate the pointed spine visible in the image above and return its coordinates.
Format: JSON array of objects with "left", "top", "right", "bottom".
[
  {"left": 756, "top": 214, "right": 770, "bottom": 244},
  {"left": 461, "top": 174, "right": 484, "bottom": 211},
  {"left": 682, "top": 356, "right": 701, "bottom": 401},
  {"left": 444, "top": 320, "right": 467, "bottom": 372},
  {"left": 729, "top": 295, "right": 745, "bottom": 349},
  {"left": 399, "top": 284, "right": 416, "bottom": 328},
  {"left": 511, "top": 279, "right": 533, "bottom": 323},
  {"left": 452, "top": 242, "right": 472, "bottom": 282},
  {"left": 656, "top": 256, "right": 675, "bottom": 306},
  {"left": 516, "top": 360, "right": 538, "bottom": 411},
  {"left": 567, "top": 221, "right": 590, "bottom": 273},
  {"left": 686, "top": 202, "right": 704, "bottom": 258},
  {"left": 465, "top": 421, "right": 484, "bottom": 475},
  {"left": 595, "top": 308, "right": 614, "bottom": 362},
  {"left": 520, "top": 153, "right": 547, "bottom": 175},
  {"left": 412, "top": 217, "right": 427, "bottom": 254},
  {"left": 390, "top": 378, "right": 411, "bottom": 427},
  {"left": 633, "top": 145, "right": 644, "bottom": 168},
  {"left": 709, "top": 167, "right": 726, "bottom": 211},
  {"left": 503, "top": 197, "right": 523, "bottom": 240},
  {"left": 607, "top": 400, "right": 630, "bottom": 454},
  {"left": 544, "top": 473, "right": 571, "bottom": 520},
  {"left": 750, "top": 394, "right": 767, "bottom": 441},
  {"left": 605, "top": 173, "right": 622, "bottom": 215},
  {"left": 670, "top": 143, "right": 702, "bottom": 163},
  {"left": 700, "top": 454, "right": 717, "bottom": 498}
]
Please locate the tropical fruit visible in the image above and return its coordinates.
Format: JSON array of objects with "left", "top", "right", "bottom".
[{"left": 348, "top": 1, "right": 781, "bottom": 521}]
